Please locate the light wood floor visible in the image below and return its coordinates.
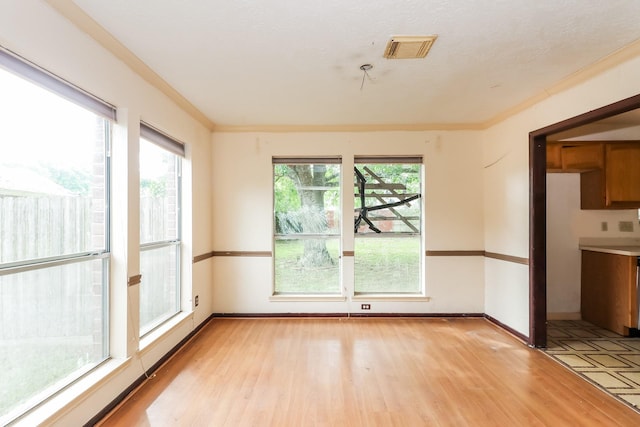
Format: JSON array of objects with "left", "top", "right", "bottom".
[{"left": 98, "top": 318, "right": 640, "bottom": 426}]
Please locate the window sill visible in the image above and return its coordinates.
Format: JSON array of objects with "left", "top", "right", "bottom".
[
  {"left": 21, "top": 313, "right": 194, "bottom": 426},
  {"left": 270, "top": 294, "right": 347, "bottom": 302},
  {"left": 139, "top": 311, "right": 193, "bottom": 354},
  {"left": 269, "top": 294, "right": 431, "bottom": 302},
  {"left": 11, "top": 357, "right": 131, "bottom": 427},
  {"left": 352, "top": 294, "right": 431, "bottom": 302}
]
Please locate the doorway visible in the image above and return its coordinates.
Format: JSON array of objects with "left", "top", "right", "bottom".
[{"left": 529, "top": 93, "right": 640, "bottom": 348}]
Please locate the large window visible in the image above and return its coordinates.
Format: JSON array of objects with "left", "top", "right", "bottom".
[
  {"left": 354, "top": 157, "right": 423, "bottom": 294},
  {"left": 139, "top": 124, "right": 183, "bottom": 336},
  {"left": 0, "top": 52, "right": 113, "bottom": 423},
  {"left": 273, "top": 158, "right": 341, "bottom": 294}
]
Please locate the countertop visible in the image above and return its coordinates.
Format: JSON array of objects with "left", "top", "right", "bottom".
[
  {"left": 579, "top": 237, "right": 640, "bottom": 256},
  {"left": 579, "top": 245, "right": 640, "bottom": 256}
]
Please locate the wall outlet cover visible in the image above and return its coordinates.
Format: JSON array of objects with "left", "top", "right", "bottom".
[{"left": 619, "top": 221, "right": 634, "bottom": 232}]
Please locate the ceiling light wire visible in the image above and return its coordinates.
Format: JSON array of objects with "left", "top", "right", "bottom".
[{"left": 359, "top": 64, "right": 373, "bottom": 91}]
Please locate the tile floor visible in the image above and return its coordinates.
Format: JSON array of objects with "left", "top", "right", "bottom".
[{"left": 545, "top": 320, "right": 640, "bottom": 411}]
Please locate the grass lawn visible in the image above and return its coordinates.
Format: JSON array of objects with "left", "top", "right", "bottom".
[
  {"left": 0, "top": 339, "right": 99, "bottom": 419},
  {"left": 274, "top": 239, "right": 341, "bottom": 293},
  {"left": 274, "top": 237, "right": 420, "bottom": 294},
  {"left": 354, "top": 237, "right": 421, "bottom": 293}
]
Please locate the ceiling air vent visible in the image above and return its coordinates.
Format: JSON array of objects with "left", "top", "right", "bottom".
[{"left": 384, "top": 35, "right": 438, "bottom": 59}]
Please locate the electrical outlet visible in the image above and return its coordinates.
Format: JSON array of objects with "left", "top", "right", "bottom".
[
  {"left": 194, "top": 295, "right": 199, "bottom": 307},
  {"left": 601, "top": 221, "right": 608, "bottom": 232},
  {"left": 361, "top": 304, "right": 371, "bottom": 310},
  {"left": 619, "top": 221, "right": 634, "bottom": 232}
]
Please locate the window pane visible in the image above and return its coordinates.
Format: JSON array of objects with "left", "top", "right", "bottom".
[
  {"left": 140, "top": 245, "right": 179, "bottom": 335},
  {"left": 0, "top": 68, "right": 108, "bottom": 264},
  {"left": 274, "top": 164, "right": 340, "bottom": 235},
  {"left": 139, "top": 135, "right": 181, "bottom": 336},
  {"left": 354, "top": 237, "right": 421, "bottom": 293},
  {"left": 273, "top": 163, "right": 341, "bottom": 295},
  {"left": 140, "top": 138, "right": 179, "bottom": 244},
  {"left": 0, "top": 64, "right": 110, "bottom": 424},
  {"left": 274, "top": 238, "right": 340, "bottom": 294},
  {"left": 0, "top": 259, "right": 108, "bottom": 420},
  {"left": 354, "top": 163, "right": 422, "bottom": 293},
  {"left": 354, "top": 164, "right": 421, "bottom": 234}
]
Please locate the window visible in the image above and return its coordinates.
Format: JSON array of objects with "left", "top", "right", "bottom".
[
  {"left": 273, "top": 158, "right": 341, "bottom": 294},
  {"left": 354, "top": 157, "right": 423, "bottom": 294},
  {"left": 139, "top": 123, "right": 183, "bottom": 336},
  {"left": 0, "top": 50, "right": 113, "bottom": 424}
]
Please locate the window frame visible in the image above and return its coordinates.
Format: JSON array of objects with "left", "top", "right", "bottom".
[
  {"left": 353, "top": 157, "right": 424, "bottom": 296},
  {"left": 138, "top": 123, "right": 183, "bottom": 337},
  {"left": 272, "top": 157, "right": 343, "bottom": 296},
  {"left": 0, "top": 48, "right": 114, "bottom": 424}
]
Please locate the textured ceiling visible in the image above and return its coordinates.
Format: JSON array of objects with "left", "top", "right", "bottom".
[{"left": 71, "top": 0, "right": 640, "bottom": 128}]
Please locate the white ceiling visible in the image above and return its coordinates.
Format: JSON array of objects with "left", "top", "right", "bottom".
[{"left": 70, "top": 0, "right": 640, "bottom": 128}]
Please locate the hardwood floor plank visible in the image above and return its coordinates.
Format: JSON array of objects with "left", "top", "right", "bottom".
[{"left": 97, "top": 318, "right": 640, "bottom": 426}]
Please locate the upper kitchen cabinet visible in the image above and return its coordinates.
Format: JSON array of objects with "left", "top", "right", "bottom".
[
  {"left": 580, "top": 141, "right": 640, "bottom": 209},
  {"left": 546, "top": 142, "right": 562, "bottom": 170},
  {"left": 605, "top": 142, "right": 640, "bottom": 206},
  {"left": 546, "top": 142, "right": 604, "bottom": 172}
]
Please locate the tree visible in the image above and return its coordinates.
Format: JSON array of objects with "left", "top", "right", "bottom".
[
  {"left": 275, "top": 164, "right": 338, "bottom": 267},
  {"left": 354, "top": 164, "right": 421, "bottom": 234},
  {"left": 45, "top": 165, "right": 90, "bottom": 196}
]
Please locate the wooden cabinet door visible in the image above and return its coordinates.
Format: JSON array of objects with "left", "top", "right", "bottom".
[
  {"left": 580, "top": 169, "right": 606, "bottom": 209},
  {"left": 546, "top": 143, "right": 562, "bottom": 170},
  {"left": 546, "top": 142, "right": 604, "bottom": 172},
  {"left": 562, "top": 143, "right": 604, "bottom": 171},
  {"left": 581, "top": 251, "right": 637, "bottom": 335},
  {"left": 606, "top": 142, "right": 640, "bottom": 207}
]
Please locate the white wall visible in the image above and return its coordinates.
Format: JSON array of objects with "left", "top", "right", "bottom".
[
  {"left": 4, "top": 0, "right": 640, "bottom": 423},
  {"left": 483, "top": 53, "right": 640, "bottom": 336},
  {"left": 0, "top": 1, "right": 213, "bottom": 425},
  {"left": 547, "top": 174, "right": 582, "bottom": 316},
  {"left": 546, "top": 173, "right": 640, "bottom": 316},
  {"left": 211, "top": 131, "right": 485, "bottom": 314}
]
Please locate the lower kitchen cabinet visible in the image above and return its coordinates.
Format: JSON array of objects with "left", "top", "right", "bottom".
[{"left": 581, "top": 250, "right": 638, "bottom": 336}]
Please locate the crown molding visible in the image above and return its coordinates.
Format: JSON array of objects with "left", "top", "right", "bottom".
[
  {"left": 45, "top": 0, "right": 216, "bottom": 131},
  {"left": 46, "top": 1, "right": 640, "bottom": 135},
  {"left": 483, "top": 37, "right": 640, "bottom": 129},
  {"left": 211, "top": 122, "right": 484, "bottom": 133}
]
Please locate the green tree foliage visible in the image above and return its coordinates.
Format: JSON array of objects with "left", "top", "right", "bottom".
[
  {"left": 140, "top": 179, "right": 167, "bottom": 197},
  {"left": 274, "top": 164, "right": 340, "bottom": 267},
  {"left": 356, "top": 164, "right": 420, "bottom": 193},
  {"left": 274, "top": 165, "right": 301, "bottom": 215},
  {"left": 45, "top": 165, "right": 90, "bottom": 196},
  {"left": 354, "top": 163, "right": 421, "bottom": 234}
]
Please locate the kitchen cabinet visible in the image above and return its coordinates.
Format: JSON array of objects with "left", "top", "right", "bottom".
[
  {"left": 561, "top": 143, "right": 604, "bottom": 171},
  {"left": 581, "top": 142, "right": 640, "bottom": 209},
  {"left": 546, "top": 143, "right": 562, "bottom": 170},
  {"left": 606, "top": 143, "right": 640, "bottom": 206},
  {"left": 581, "top": 249, "right": 638, "bottom": 336},
  {"left": 546, "top": 142, "right": 603, "bottom": 172}
]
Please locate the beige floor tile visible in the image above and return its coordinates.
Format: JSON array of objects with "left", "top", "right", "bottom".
[
  {"left": 619, "top": 372, "right": 640, "bottom": 387},
  {"left": 555, "top": 354, "right": 595, "bottom": 368},
  {"left": 586, "top": 354, "right": 631, "bottom": 368},
  {"left": 591, "top": 340, "right": 631, "bottom": 352},
  {"left": 582, "top": 372, "right": 631, "bottom": 389},
  {"left": 619, "top": 393, "right": 640, "bottom": 408},
  {"left": 546, "top": 320, "right": 640, "bottom": 414}
]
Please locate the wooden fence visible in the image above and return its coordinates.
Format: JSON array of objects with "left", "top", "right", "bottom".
[{"left": 0, "top": 194, "right": 174, "bottom": 341}]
